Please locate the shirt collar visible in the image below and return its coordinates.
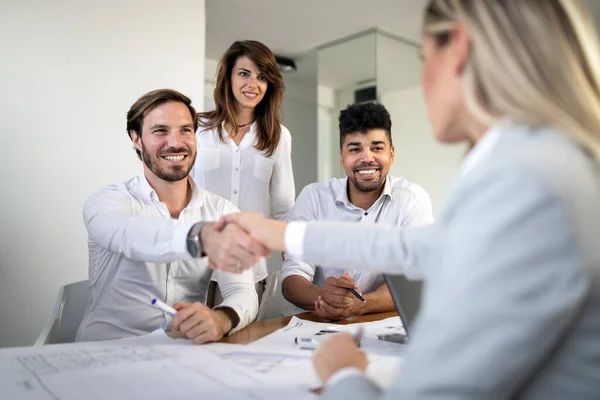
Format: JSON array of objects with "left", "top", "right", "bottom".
[
  {"left": 137, "top": 171, "right": 204, "bottom": 209},
  {"left": 460, "top": 123, "right": 505, "bottom": 178},
  {"left": 220, "top": 121, "right": 257, "bottom": 147},
  {"left": 335, "top": 175, "right": 393, "bottom": 207}
]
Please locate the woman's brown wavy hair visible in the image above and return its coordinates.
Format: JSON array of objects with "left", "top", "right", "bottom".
[{"left": 198, "top": 40, "right": 285, "bottom": 157}]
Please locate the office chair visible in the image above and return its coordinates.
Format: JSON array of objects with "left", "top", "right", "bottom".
[
  {"left": 257, "top": 270, "right": 286, "bottom": 321},
  {"left": 35, "top": 280, "right": 89, "bottom": 345}
]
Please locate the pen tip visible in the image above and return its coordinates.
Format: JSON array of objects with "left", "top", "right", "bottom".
[{"left": 151, "top": 299, "right": 157, "bottom": 305}]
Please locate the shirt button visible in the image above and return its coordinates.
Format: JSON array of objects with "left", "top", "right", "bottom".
[
  {"left": 236, "top": 149, "right": 240, "bottom": 153},
  {"left": 364, "top": 212, "right": 368, "bottom": 216},
  {"left": 235, "top": 167, "right": 239, "bottom": 171},
  {"left": 233, "top": 190, "right": 238, "bottom": 194}
]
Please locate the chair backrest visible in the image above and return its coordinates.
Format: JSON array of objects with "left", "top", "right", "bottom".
[
  {"left": 35, "top": 280, "right": 90, "bottom": 345},
  {"left": 257, "top": 270, "right": 285, "bottom": 321}
]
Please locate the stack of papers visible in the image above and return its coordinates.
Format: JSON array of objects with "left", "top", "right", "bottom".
[{"left": 0, "top": 316, "right": 405, "bottom": 399}]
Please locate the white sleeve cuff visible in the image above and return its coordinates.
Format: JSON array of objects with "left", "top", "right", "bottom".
[
  {"left": 327, "top": 367, "right": 365, "bottom": 386},
  {"left": 212, "top": 304, "right": 245, "bottom": 335},
  {"left": 284, "top": 221, "right": 307, "bottom": 259}
]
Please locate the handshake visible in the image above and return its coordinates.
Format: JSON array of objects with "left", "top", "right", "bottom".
[
  {"left": 199, "top": 213, "right": 371, "bottom": 384},
  {"left": 199, "top": 213, "right": 288, "bottom": 272}
]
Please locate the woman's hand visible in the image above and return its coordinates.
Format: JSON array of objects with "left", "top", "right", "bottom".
[
  {"left": 313, "top": 333, "right": 368, "bottom": 384},
  {"left": 215, "top": 212, "right": 288, "bottom": 252}
]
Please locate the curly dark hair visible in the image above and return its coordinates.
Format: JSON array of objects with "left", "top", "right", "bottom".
[{"left": 339, "top": 101, "right": 392, "bottom": 149}]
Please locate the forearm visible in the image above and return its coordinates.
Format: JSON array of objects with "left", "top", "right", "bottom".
[
  {"left": 355, "top": 283, "right": 395, "bottom": 315},
  {"left": 282, "top": 275, "right": 322, "bottom": 310},
  {"left": 302, "top": 222, "right": 434, "bottom": 279},
  {"left": 214, "top": 307, "right": 238, "bottom": 335},
  {"left": 84, "top": 195, "right": 195, "bottom": 262}
]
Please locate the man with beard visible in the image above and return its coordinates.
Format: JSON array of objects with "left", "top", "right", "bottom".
[
  {"left": 281, "top": 102, "right": 434, "bottom": 320},
  {"left": 76, "top": 89, "right": 267, "bottom": 343}
]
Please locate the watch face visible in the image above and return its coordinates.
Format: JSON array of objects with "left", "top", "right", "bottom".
[{"left": 187, "top": 238, "right": 199, "bottom": 258}]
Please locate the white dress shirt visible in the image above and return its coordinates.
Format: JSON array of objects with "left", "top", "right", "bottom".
[
  {"left": 282, "top": 175, "right": 434, "bottom": 314},
  {"left": 191, "top": 122, "right": 295, "bottom": 282},
  {"left": 303, "top": 124, "right": 503, "bottom": 388},
  {"left": 76, "top": 174, "right": 258, "bottom": 342}
]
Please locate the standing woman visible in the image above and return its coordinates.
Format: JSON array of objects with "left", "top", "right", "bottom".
[{"left": 192, "top": 40, "right": 294, "bottom": 302}]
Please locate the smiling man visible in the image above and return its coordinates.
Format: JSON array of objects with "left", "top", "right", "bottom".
[
  {"left": 281, "top": 102, "right": 434, "bottom": 320},
  {"left": 76, "top": 89, "right": 266, "bottom": 343}
]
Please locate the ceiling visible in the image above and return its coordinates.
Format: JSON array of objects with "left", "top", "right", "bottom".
[
  {"left": 205, "top": 0, "right": 428, "bottom": 60},
  {"left": 207, "top": 0, "right": 600, "bottom": 60},
  {"left": 206, "top": 0, "right": 600, "bottom": 88}
]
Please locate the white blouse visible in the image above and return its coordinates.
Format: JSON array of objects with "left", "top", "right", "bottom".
[{"left": 191, "top": 122, "right": 295, "bottom": 282}]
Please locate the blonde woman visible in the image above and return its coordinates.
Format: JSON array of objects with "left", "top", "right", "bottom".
[{"left": 217, "top": 0, "right": 600, "bottom": 398}]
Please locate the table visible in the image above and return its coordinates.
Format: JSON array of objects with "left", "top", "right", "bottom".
[
  {"left": 220, "top": 311, "right": 400, "bottom": 395},
  {"left": 221, "top": 311, "right": 399, "bottom": 345}
]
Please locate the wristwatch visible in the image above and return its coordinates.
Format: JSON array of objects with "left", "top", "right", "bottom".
[{"left": 186, "top": 221, "right": 206, "bottom": 258}]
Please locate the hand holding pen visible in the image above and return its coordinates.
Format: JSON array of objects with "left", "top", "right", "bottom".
[
  {"left": 314, "top": 273, "right": 367, "bottom": 321},
  {"left": 321, "top": 273, "right": 365, "bottom": 307}
]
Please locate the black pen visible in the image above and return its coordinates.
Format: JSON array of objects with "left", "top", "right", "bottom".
[
  {"left": 348, "top": 287, "right": 367, "bottom": 303},
  {"left": 331, "top": 273, "right": 367, "bottom": 303}
]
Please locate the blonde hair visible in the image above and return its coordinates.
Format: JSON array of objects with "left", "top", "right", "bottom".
[{"left": 424, "top": 0, "right": 600, "bottom": 159}]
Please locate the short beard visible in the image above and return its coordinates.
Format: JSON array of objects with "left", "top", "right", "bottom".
[
  {"left": 141, "top": 142, "right": 195, "bottom": 182},
  {"left": 349, "top": 175, "right": 384, "bottom": 192}
]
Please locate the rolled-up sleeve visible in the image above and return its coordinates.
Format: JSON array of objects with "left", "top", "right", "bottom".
[
  {"left": 270, "top": 126, "right": 295, "bottom": 220},
  {"left": 214, "top": 268, "right": 258, "bottom": 333}
]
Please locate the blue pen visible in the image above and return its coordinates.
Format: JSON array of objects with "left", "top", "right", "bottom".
[{"left": 151, "top": 298, "right": 177, "bottom": 316}]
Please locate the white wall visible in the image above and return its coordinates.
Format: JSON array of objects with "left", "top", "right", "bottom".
[
  {"left": 284, "top": 77, "right": 319, "bottom": 195},
  {"left": 0, "top": 0, "right": 206, "bottom": 347},
  {"left": 317, "top": 85, "right": 335, "bottom": 182},
  {"left": 321, "top": 84, "right": 357, "bottom": 180},
  {"left": 381, "top": 86, "right": 466, "bottom": 216},
  {"left": 204, "top": 57, "right": 219, "bottom": 111}
]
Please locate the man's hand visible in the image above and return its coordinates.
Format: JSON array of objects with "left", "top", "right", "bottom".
[
  {"left": 171, "top": 302, "right": 237, "bottom": 344},
  {"left": 214, "top": 213, "right": 288, "bottom": 252},
  {"left": 314, "top": 273, "right": 363, "bottom": 321},
  {"left": 201, "top": 222, "right": 271, "bottom": 273},
  {"left": 313, "top": 333, "right": 368, "bottom": 384},
  {"left": 321, "top": 273, "right": 359, "bottom": 308},
  {"left": 315, "top": 295, "right": 363, "bottom": 321}
]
